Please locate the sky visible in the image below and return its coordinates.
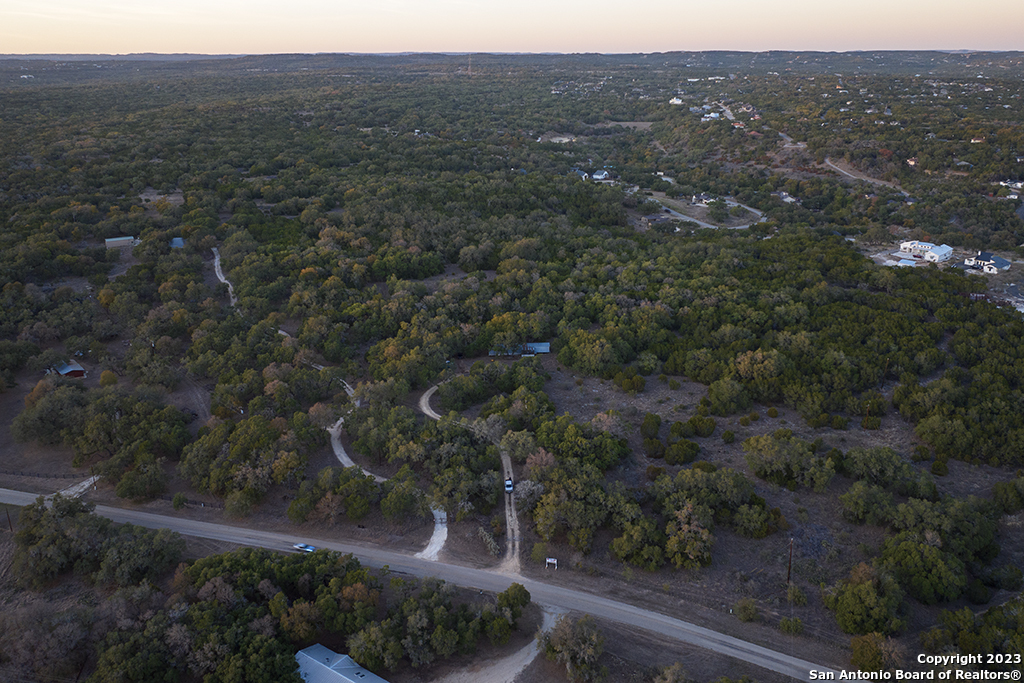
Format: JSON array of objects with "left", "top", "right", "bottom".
[{"left": 2, "top": 0, "right": 1021, "bottom": 55}]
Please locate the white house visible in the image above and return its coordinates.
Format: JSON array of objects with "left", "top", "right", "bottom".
[
  {"left": 296, "top": 644, "right": 390, "bottom": 683},
  {"left": 898, "top": 241, "right": 953, "bottom": 263},
  {"left": 965, "top": 252, "right": 1011, "bottom": 273}
]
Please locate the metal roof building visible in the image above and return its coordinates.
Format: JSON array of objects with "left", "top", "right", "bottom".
[
  {"left": 105, "top": 236, "right": 137, "bottom": 249},
  {"left": 295, "top": 644, "right": 390, "bottom": 683},
  {"left": 51, "top": 360, "right": 86, "bottom": 378}
]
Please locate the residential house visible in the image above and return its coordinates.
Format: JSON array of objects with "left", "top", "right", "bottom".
[
  {"left": 295, "top": 644, "right": 390, "bottom": 683},
  {"left": 489, "top": 341, "right": 552, "bottom": 357},
  {"left": 641, "top": 214, "right": 675, "bottom": 230},
  {"left": 965, "top": 252, "right": 1012, "bottom": 273},
  {"left": 898, "top": 241, "right": 954, "bottom": 262}
]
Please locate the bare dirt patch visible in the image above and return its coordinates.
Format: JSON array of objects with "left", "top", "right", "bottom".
[
  {"left": 138, "top": 186, "right": 184, "bottom": 218},
  {"left": 654, "top": 193, "right": 758, "bottom": 229},
  {"left": 599, "top": 121, "right": 654, "bottom": 131},
  {"left": 416, "top": 264, "right": 470, "bottom": 293},
  {"left": 106, "top": 245, "right": 139, "bottom": 280}
]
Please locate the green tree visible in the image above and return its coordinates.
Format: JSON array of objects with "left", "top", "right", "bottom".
[{"left": 538, "top": 615, "right": 608, "bottom": 683}]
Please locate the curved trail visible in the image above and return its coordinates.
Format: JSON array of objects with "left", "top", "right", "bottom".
[
  {"left": 824, "top": 156, "right": 910, "bottom": 196},
  {"left": 326, "top": 382, "right": 446, "bottom": 558},
  {"left": 418, "top": 385, "right": 442, "bottom": 419},
  {"left": 326, "top": 417, "right": 386, "bottom": 483},
  {"left": 431, "top": 607, "right": 561, "bottom": 683},
  {"left": 419, "top": 385, "right": 520, "bottom": 573},
  {"left": 0, "top": 486, "right": 838, "bottom": 681},
  {"left": 209, "top": 246, "right": 450, "bottom": 564},
  {"left": 414, "top": 507, "right": 448, "bottom": 561},
  {"left": 211, "top": 247, "right": 238, "bottom": 307}
]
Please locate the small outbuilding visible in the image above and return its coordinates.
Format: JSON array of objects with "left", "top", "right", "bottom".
[
  {"left": 49, "top": 360, "right": 87, "bottom": 378},
  {"left": 105, "top": 236, "right": 137, "bottom": 249},
  {"left": 170, "top": 237, "right": 185, "bottom": 249},
  {"left": 295, "top": 644, "right": 390, "bottom": 683}
]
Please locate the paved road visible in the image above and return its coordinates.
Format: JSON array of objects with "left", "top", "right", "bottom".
[{"left": 0, "top": 487, "right": 837, "bottom": 681}]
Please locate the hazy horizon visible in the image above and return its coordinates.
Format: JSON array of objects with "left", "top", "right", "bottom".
[
  {"left": 2, "top": 48, "right": 1021, "bottom": 58},
  {"left": 3, "top": 0, "right": 1022, "bottom": 56}
]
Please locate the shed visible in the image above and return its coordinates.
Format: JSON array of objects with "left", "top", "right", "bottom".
[
  {"left": 51, "top": 360, "right": 86, "bottom": 378},
  {"left": 170, "top": 237, "right": 185, "bottom": 249},
  {"left": 295, "top": 644, "right": 390, "bottom": 683},
  {"left": 524, "top": 342, "right": 551, "bottom": 354}
]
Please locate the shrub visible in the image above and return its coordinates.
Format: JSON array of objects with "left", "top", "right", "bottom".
[
  {"left": 787, "top": 583, "right": 808, "bottom": 605},
  {"left": 646, "top": 465, "right": 666, "bottom": 481},
  {"left": 687, "top": 415, "right": 716, "bottom": 438},
  {"left": 668, "top": 379, "right": 681, "bottom": 390},
  {"left": 477, "top": 526, "right": 501, "bottom": 556},
  {"left": 734, "top": 598, "right": 759, "bottom": 622},
  {"left": 733, "top": 504, "right": 771, "bottom": 538},
  {"left": 807, "top": 413, "right": 830, "bottom": 429},
  {"left": 531, "top": 542, "right": 548, "bottom": 565},
  {"left": 931, "top": 460, "right": 948, "bottom": 476},
  {"left": 644, "top": 438, "right": 665, "bottom": 458},
  {"left": 538, "top": 615, "right": 608, "bottom": 682},
  {"left": 172, "top": 493, "right": 187, "bottom": 510},
  {"left": 992, "top": 480, "right": 1024, "bottom": 514},
  {"left": 722, "top": 431, "right": 735, "bottom": 444},
  {"left": 640, "top": 412, "right": 662, "bottom": 439},
  {"left": 850, "top": 633, "right": 892, "bottom": 672},
  {"left": 861, "top": 416, "right": 882, "bottom": 430},
  {"left": 911, "top": 445, "right": 932, "bottom": 462},
  {"left": 779, "top": 617, "right": 804, "bottom": 634},
  {"left": 767, "top": 407, "right": 779, "bottom": 418},
  {"left": 966, "top": 579, "right": 990, "bottom": 605},
  {"left": 664, "top": 440, "right": 700, "bottom": 466},
  {"left": 99, "top": 370, "right": 118, "bottom": 387},
  {"left": 831, "top": 415, "right": 849, "bottom": 430}
]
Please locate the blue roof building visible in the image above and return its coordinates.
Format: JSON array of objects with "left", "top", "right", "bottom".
[{"left": 295, "top": 644, "right": 390, "bottom": 683}]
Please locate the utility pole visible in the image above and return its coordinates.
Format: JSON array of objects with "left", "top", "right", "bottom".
[{"left": 5, "top": 507, "right": 13, "bottom": 533}]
